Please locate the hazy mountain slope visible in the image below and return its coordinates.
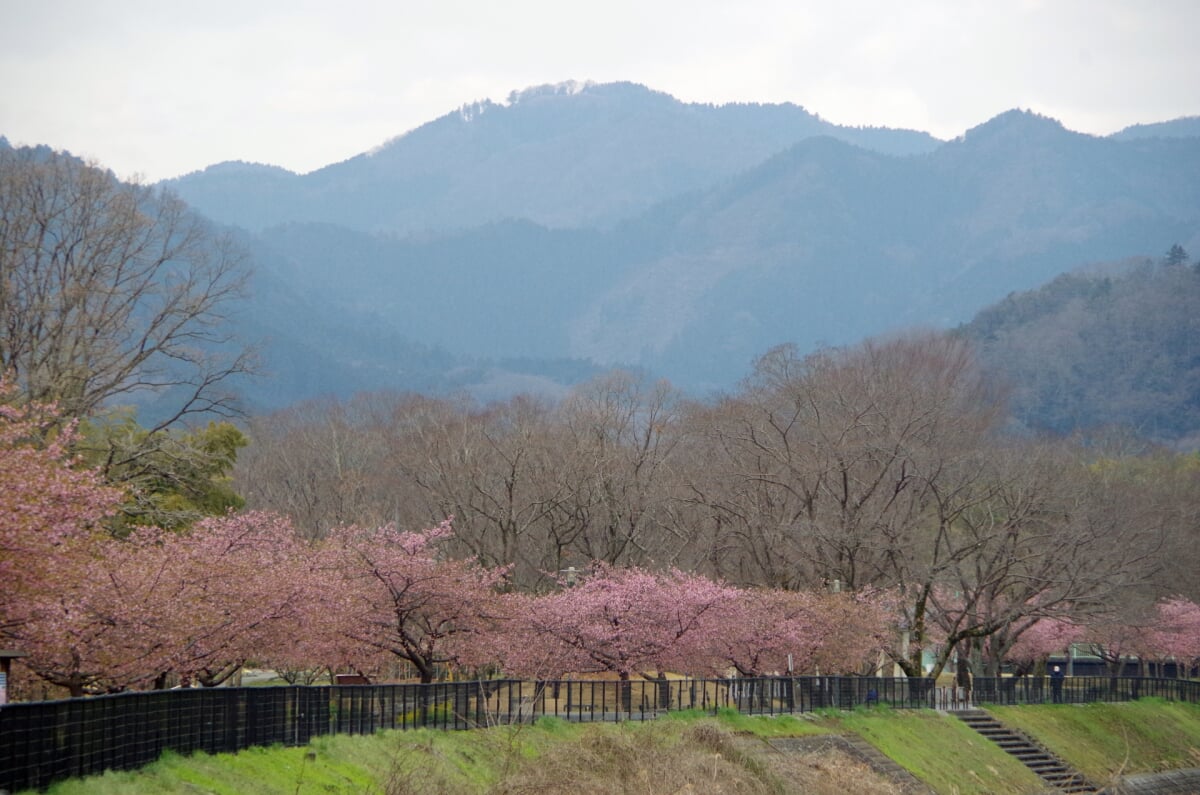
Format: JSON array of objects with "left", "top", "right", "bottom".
[
  {"left": 165, "top": 81, "right": 940, "bottom": 234},
  {"left": 228, "top": 231, "right": 609, "bottom": 410},
  {"left": 233, "top": 245, "right": 450, "bottom": 408},
  {"left": 8, "top": 99, "right": 1200, "bottom": 423},
  {"left": 957, "top": 256, "right": 1200, "bottom": 447},
  {"left": 156, "top": 161, "right": 301, "bottom": 238},
  {"left": 256, "top": 219, "right": 646, "bottom": 361},
  {"left": 1111, "top": 116, "right": 1200, "bottom": 141},
  {"left": 241, "top": 108, "right": 1200, "bottom": 395},
  {"left": 566, "top": 111, "right": 1200, "bottom": 388}
]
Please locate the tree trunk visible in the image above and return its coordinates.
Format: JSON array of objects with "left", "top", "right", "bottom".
[{"left": 618, "top": 670, "right": 633, "bottom": 715}]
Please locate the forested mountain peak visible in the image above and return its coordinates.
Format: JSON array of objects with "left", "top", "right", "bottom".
[
  {"left": 936, "top": 108, "right": 1105, "bottom": 170},
  {"left": 178, "top": 160, "right": 298, "bottom": 179},
  {"left": 506, "top": 79, "right": 662, "bottom": 105},
  {"left": 960, "top": 108, "right": 1074, "bottom": 140},
  {"left": 163, "top": 81, "right": 940, "bottom": 234}
]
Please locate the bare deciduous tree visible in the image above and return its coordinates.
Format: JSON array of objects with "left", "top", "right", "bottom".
[
  {"left": 930, "top": 440, "right": 1163, "bottom": 679},
  {"left": 235, "top": 395, "right": 389, "bottom": 539},
  {"left": 691, "top": 334, "right": 1004, "bottom": 593},
  {"left": 556, "top": 371, "right": 691, "bottom": 568},
  {"left": 0, "top": 146, "right": 252, "bottom": 430}
]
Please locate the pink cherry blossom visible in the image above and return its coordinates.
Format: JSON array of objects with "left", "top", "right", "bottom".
[{"left": 500, "top": 563, "right": 738, "bottom": 680}]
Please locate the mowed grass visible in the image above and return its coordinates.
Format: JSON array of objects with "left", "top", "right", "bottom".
[
  {"left": 29, "top": 700, "right": 1200, "bottom": 795},
  {"left": 989, "top": 697, "right": 1200, "bottom": 783},
  {"left": 829, "top": 706, "right": 1045, "bottom": 795}
]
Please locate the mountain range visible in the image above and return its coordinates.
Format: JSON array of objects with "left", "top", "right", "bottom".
[
  {"left": 13, "top": 81, "right": 1198, "bottom": 436},
  {"left": 167, "top": 81, "right": 941, "bottom": 235},
  {"left": 160, "top": 82, "right": 1200, "bottom": 409}
]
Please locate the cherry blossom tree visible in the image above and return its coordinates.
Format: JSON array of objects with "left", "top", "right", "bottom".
[
  {"left": 1146, "top": 597, "right": 1200, "bottom": 678},
  {"left": 317, "top": 520, "right": 510, "bottom": 683},
  {"left": 1081, "top": 608, "right": 1156, "bottom": 679},
  {"left": 0, "top": 382, "right": 127, "bottom": 695},
  {"left": 808, "top": 589, "right": 896, "bottom": 674},
  {"left": 502, "top": 564, "right": 738, "bottom": 681},
  {"left": 13, "top": 529, "right": 175, "bottom": 695},
  {"left": 11, "top": 510, "right": 314, "bottom": 695},
  {"left": 1003, "top": 617, "right": 1085, "bottom": 675},
  {"left": 706, "top": 588, "right": 890, "bottom": 677},
  {"left": 146, "top": 511, "right": 316, "bottom": 686},
  {"left": 707, "top": 589, "right": 819, "bottom": 677},
  {"left": 0, "top": 383, "right": 123, "bottom": 617}
]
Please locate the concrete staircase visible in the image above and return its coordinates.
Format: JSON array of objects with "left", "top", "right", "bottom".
[{"left": 955, "top": 709, "right": 1099, "bottom": 793}]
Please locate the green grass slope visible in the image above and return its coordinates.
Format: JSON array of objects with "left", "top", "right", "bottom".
[
  {"left": 989, "top": 698, "right": 1200, "bottom": 784},
  {"left": 28, "top": 701, "right": 1200, "bottom": 795}
]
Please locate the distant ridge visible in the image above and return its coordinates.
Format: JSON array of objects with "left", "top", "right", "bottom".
[
  {"left": 1111, "top": 116, "right": 1200, "bottom": 141},
  {"left": 165, "top": 81, "right": 941, "bottom": 234},
  {"left": 78, "top": 84, "right": 1200, "bottom": 435}
]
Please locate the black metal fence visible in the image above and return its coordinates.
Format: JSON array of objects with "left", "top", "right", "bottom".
[
  {"left": 971, "top": 674, "right": 1200, "bottom": 706},
  {"left": 2, "top": 675, "right": 1197, "bottom": 792}
]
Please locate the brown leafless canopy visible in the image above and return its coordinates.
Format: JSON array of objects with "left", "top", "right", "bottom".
[{"left": 0, "top": 146, "right": 252, "bottom": 430}]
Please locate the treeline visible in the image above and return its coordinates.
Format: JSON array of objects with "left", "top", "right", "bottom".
[
  {"left": 4, "top": 376, "right": 1198, "bottom": 700},
  {"left": 236, "top": 333, "right": 1200, "bottom": 679},
  {"left": 0, "top": 384, "right": 897, "bottom": 696}
]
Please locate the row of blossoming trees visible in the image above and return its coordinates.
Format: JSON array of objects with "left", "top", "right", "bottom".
[
  {"left": 2, "top": 428, "right": 885, "bottom": 693},
  {"left": 3, "top": 384, "right": 1199, "bottom": 699},
  {"left": 0, "top": 384, "right": 888, "bottom": 696}
]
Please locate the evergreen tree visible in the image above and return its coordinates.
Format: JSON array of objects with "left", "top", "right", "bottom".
[{"left": 1165, "top": 243, "right": 1189, "bottom": 267}]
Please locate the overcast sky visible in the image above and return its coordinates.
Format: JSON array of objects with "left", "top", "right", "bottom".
[{"left": 2, "top": 0, "right": 1197, "bottom": 182}]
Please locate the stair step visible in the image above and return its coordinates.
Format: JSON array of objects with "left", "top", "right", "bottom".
[{"left": 956, "top": 710, "right": 1098, "bottom": 793}]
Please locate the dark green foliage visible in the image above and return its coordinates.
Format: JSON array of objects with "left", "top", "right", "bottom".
[
  {"left": 1164, "top": 243, "right": 1189, "bottom": 267},
  {"left": 80, "top": 413, "right": 249, "bottom": 532}
]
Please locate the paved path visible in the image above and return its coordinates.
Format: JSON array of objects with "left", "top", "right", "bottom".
[{"left": 1106, "top": 768, "right": 1200, "bottom": 794}]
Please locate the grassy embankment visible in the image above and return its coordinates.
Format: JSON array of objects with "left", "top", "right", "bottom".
[
  {"left": 990, "top": 697, "right": 1200, "bottom": 783},
  {"left": 29, "top": 700, "right": 1200, "bottom": 795}
]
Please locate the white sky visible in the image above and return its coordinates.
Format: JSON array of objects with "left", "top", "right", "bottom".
[{"left": 2, "top": 0, "right": 1197, "bottom": 182}]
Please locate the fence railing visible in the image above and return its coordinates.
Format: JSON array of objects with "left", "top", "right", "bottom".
[
  {"left": 1, "top": 675, "right": 1196, "bottom": 792},
  {"left": 970, "top": 674, "right": 1200, "bottom": 706}
]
